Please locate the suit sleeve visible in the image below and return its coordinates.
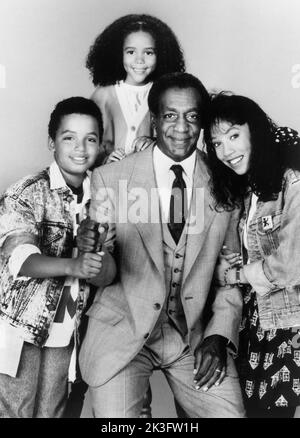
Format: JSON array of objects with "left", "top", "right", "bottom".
[
  {"left": 204, "top": 207, "right": 243, "bottom": 354},
  {"left": 90, "top": 167, "right": 116, "bottom": 255}
]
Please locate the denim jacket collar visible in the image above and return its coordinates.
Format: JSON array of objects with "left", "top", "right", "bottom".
[{"left": 49, "top": 161, "right": 91, "bottom": 201}]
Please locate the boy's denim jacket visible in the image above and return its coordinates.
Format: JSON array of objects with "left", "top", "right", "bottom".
[
  {"left": 241, "top": 168, "right": 300, "bottom": 330},
  {"left": 0, "top": 165, "right": 90, "bottom": 347}
]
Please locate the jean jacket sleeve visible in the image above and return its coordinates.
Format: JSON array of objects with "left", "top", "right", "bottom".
[
  {"left": 243, "top": 174, "right": 300, "bottom": 295},
  {"left": 0, "top": 190, "right": 39, "bottom": 259}
]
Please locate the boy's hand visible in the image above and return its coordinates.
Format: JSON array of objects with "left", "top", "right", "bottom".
[
  {"left": 77, "top": 218, "right": 108, "bottom": 253},
  {"left": 106, "top": 148, "right": 126, "bottom": 163},
  {"left": 68, "top": 252, "right": 104, "bottom": 279}
]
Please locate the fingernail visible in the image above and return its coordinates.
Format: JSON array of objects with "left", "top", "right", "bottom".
[
  {"left": 193, "top": 369, "right": 197, "bottom": 375},
  {"left": 196, "top": 385, "right": 200, "bottom": 390},
  {"left": 203, "top": 386, "right": 208, "bottom": 392}
]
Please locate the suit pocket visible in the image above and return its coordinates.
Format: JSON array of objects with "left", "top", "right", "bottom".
[{"left": 86, "top": 302, "right": 124, "bottom": 326}]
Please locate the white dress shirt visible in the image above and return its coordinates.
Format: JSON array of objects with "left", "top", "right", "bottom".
[{"left": 152, "top": 146, "right": 196, "bottom": 222}]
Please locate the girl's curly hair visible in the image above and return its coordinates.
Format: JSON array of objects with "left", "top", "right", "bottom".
[
  {"left": 86, "top": 14, "right": 185, "bottom": 86},
  {"left": 204, "top": 93, "right": 300, "bottom": 210}
]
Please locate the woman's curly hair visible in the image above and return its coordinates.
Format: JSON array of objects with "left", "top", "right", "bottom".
[
  {"left": 203, "top": 93, "right": 300, "bottom": 210},
  {"left": 86, "top": 14, "right": 185, "bottom": 86}
]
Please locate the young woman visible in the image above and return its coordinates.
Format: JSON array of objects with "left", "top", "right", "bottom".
[{"left": 204, "top": 93, "right": 300, "bottom": 418}]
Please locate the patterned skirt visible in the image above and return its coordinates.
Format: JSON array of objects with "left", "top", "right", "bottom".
[{"left": 236, "top": 287, "right": 300, "bottom": 410}]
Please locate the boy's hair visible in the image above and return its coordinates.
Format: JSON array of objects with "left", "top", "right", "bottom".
[
  {"left": 48, "top": 97, "right": 103, "bottom": 141},
  {"left": 148, "top": 72, "right": 209, "bottom": 121},
  {"left": 86, "top": 14, "right": 185, "bottom": 86}
]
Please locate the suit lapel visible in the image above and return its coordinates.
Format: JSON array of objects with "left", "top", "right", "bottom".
[
  {"left": 127, "top": 147, "right": 165, "bottom": 277},
  {"left": 182, "top": 152, "right": 217, "bottom": 286}
]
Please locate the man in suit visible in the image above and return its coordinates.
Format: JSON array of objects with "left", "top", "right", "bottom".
[{"left": 77, "top": 72, "right": 245, "bottom": 418}]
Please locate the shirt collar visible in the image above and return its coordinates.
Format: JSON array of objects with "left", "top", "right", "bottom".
[
  {"left": 49, "top": 161, "right": 90, "bottom": 199},
  {"left": 153, "top": 145, "right": 196, "bottom": 182}
]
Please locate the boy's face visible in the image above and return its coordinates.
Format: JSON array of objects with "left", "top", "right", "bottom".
[{"left": 49, "top": 113, "right": 100, "bottom": 186}]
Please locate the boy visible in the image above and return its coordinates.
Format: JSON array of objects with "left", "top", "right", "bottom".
[{"left": 0, "top": 97, "right": 115, "bottom": 417}]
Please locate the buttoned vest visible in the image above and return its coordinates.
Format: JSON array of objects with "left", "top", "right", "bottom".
[{"left": 149, "top": 221, "right": 188, "bottom": 338}]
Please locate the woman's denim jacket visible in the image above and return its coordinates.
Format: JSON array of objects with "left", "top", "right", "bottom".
[
  {"left": 241, "top": 168, "right": 300, "bottom": 330},
  {"left": 0, "top": 166, "right": 89, "bottom": 347}
]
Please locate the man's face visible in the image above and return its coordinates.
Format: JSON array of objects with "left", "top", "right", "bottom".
[{"left": 153, "top": 87, "right": 202, "bottom": 162}]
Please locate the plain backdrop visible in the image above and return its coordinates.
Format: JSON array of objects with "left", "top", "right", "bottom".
[{"left": 0, "top": 0, "right": 300, "bottom": 418}]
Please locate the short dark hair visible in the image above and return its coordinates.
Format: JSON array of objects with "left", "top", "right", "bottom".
[
  {"left": 48, "top": 97, "right": 103, "bottom": 141},
  {"left": 148, "top": 72, "right": 209, "bottom": 119},
  {"left": 86, "top": 14, "right": 185, "bottom": 86}
]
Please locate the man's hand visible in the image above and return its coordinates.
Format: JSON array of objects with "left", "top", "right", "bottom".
[
  {"left": 193, "top": 335, "right": 228, "bottom": 391},
  {"left": 67, "top": 252, "right": 104, "bottom": 279},
  {"left": 77, "top": 218, "right": 108, "bottom": 253}
]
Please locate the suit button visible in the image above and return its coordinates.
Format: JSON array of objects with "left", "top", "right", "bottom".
[
  {"left": 153, "top": 303, "right": 161, "bottom": 310},
  {"left": 174, "top": 268, "right": 180, "bottom": 273},
  {"left": 169, "top": 296, "right": 175, "bottom": 301},
  {"left": 47, "top": 303, "right": 56, "bottom": 311},
  {"left": 175, "top": 253, "right": 181, "bottom": 259},
  {"left": 144, "top": 333, "right": 149, "bottom": 339},
  {"left": 172, "top": 282, "right": 178, "bottom": 288}
]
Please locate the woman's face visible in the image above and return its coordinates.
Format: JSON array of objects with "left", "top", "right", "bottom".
[{"left": 210, "top": 121, "right": 252, "bottom": 175}]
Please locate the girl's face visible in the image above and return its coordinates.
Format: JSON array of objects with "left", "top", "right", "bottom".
[
  {"left": 210, "top": 121, "right": 252, "bottom": 175},
  {"left": 123, "top": 31, "right": 156, "bottom": 86}
]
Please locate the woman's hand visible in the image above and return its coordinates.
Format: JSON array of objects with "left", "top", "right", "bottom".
[
  {"left": 220, "top": 245, "right": 242, "bottom": 267},
  {"left": 214, "top": 256, "right": 232, "bottom": 286}
]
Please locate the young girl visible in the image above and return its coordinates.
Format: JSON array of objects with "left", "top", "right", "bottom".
[
  {"left": 86, "top": 14, "right": 185, "bottom": 164},
  {"left": 204, "top": 93, "right": 300, "bottom": 418}
]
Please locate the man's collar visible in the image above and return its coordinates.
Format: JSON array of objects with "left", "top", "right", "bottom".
[{"left": 153, "top": 145, "right": 196, "bottom": 179}]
